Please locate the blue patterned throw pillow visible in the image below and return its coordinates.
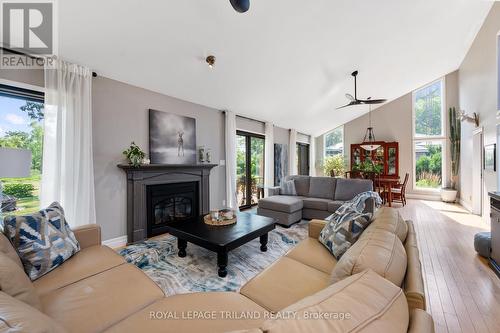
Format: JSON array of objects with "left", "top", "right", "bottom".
[
  {"left": 319, "top": 210, "right": 372, "bottom": 259},
  {"left": 318, "top": 191, "right": 380, "bottom": 259},
  {"left": 2, "top": 202, "right": 80, "bottom": 280}
]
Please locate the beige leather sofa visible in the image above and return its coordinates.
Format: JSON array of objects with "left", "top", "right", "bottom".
[{"left": 0, "top": 208, "right": 433, "bottom": 333}]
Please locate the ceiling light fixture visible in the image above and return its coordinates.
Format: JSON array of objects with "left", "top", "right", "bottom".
[
  {"left": 360, "top": 105, "right": 381, "bottom": 151},
  {"left": 230, "top": 0, "right": 250, "bottom": 13},
  {"left": 206, "top": 55, "right": 216, "bottom": 69}
]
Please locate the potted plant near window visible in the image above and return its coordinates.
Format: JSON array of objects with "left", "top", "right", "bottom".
[
  {"left": 441, "top": 107, "right": 460, "bottom": 202},
  {"left": 323, "top": 155, "right": 346, "bottom": 177}
]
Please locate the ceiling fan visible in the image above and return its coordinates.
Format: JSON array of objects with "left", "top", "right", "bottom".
[
  {"left": 337, "top": 71, "right": 387, "bottom": 109},
  {"left": 230, "top": 0, "right": 250, "bottom": 13}
]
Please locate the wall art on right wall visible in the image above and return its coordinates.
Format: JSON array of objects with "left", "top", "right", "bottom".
[{"left": 484, "top": 143, "right": 496, "bottom": 171}]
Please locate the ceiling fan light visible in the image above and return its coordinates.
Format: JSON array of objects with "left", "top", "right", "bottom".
[{"left": 360, "top": 127, "right": 380, "bottom": 151}]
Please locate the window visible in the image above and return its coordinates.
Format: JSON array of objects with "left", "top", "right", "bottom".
[
  {"left": 413, "top": 79, "right": 445, "bottom": 190},
  {"left": 0, "top": 84, "right": 44, "bottom": 215},
  {"left": 324, "top": 126, "right": 343, "bottom": 157}
]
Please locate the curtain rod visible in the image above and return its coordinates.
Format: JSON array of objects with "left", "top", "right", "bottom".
[{"left": 0, "top": 47, "right": 98, "bottom": 77}]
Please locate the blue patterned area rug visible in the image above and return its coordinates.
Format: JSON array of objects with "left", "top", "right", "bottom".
[{"left": 118, "top": 221, "right": 308, "bottom": 296}]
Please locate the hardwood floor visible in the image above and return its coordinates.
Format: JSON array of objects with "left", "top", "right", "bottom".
[{"left": 397, "top": 200, "right": 500, "bottom": 333}]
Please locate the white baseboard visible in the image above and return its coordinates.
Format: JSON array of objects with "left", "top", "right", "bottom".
[
  {"left": 102, "top": 235, "right": 127, "bottom": 249},
  {"left": 459, "top": 199, "right": 473, "bottom": 212}
]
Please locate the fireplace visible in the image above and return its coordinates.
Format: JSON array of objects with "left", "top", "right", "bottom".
[
  {"left": 147, "top": 182, "right": 199, "bottom": 237},
  {"left": 118, "top": 163, "right": 217, "bottom": 243}
]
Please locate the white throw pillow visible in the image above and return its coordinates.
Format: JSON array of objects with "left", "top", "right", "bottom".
[{"left": 280, "top": 180, "right": 297, "bottom": 196}]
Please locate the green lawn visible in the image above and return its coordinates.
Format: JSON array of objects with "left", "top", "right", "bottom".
[{"left": 1, "top": 171, "right": 41, "bottom": 216}]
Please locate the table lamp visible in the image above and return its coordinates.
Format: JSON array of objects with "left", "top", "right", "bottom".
[{"left": 0, "top": 148, "right": 32, "bottom": 216}]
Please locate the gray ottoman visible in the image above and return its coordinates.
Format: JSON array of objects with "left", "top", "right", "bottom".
[{"left": 474, "top": 232, "right": 491, "bottom": 258}]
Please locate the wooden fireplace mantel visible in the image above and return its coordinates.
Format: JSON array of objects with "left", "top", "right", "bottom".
[
  {"left": 117, "top": 163, "right": 218, "bottom": 171},
  {"left": 118, "top": 163, "right": 218, "bottom": 244}
]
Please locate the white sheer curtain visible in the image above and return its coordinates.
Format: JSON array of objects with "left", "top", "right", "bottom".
[
  {"left": 289, "top": 129, "right": 297, "bottom": 176},
  {"left": 309, "top": 136, "right": 316, "bottom": 176},
  {"left": 225, "top": 111, "right": 239, "bottom": 210},
  {"left": 264, "top": 122, "right": 274, "bottom": 194},
  {"left": 42, "top": 59, "right": 96, "bottom": 227}
]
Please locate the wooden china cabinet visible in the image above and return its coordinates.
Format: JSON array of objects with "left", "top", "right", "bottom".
[{"left": 350, "top": 141, "right": 399, "bottom": 178}]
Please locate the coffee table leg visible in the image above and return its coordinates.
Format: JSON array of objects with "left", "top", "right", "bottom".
[
  {"left": 260, "top": 233, "right": 268, "bottom": 252},
  {"left": 217, "top": 251, "right": 228, "bottom": 278},
  {"left": 178, "top": 239, "right": 187, "bottom": 257}
]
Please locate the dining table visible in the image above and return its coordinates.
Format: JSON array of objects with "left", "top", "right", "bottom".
[{"left": 377, "top": 177, "right": 401, "bottom": 207}]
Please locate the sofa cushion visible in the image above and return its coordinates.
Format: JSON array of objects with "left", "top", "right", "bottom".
[
  {"left": 319, "top": 211, "right": 372, "bottom": 259},
  {"left": 0, "top": 232, "right": 23, "bottom": 268},
  {"left": 258, "top": 196, "right": 303, "bottom": 213},
  {"left": 0, "top": 253, "right": 41, "bottom": 310},
  {"left": 0, "top": 291, "right": 67, "bottom": 333},
  {"left": 104, "top": 292, "right": 268, "bottom": 333},
  {"left": 331, "top": 229, "right": 407, "bottom": 286},
  {"left": 366, "top": 207, "right": 408, "bottom": 242},
  {"left": 285, "top": 176, "right": 310, "bottom": 196},
  {"left": 302, "top": 197, "right": 333, "bottom": 211},
  {"left": 334, "top": 178, "right": 373, "bottom": 201},
  {"left": 40, "top": 264, "right": 164, "bottom": 333},
  {"left": 34, "top": 245, "right": 126, "bottom": 297},
  {"left": 260, "top": 269, "right": 409, "bottom": 333},
  {"left": 285, "top": 237, "right": 337, "bottom": 273},
  {"left": 327, "top": 201, "right": 344, "bottom": 212},
  {"left": 3, "top": 202, "right": 80, "bottom": 280},
  {"left": 240, "top": 257, "right": 330, "bottom": 313},
  {"left": 308, "top": 177, "right": 336, "bottom": 199}
]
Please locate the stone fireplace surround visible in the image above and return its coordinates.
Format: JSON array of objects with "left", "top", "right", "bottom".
[{"left": 118, "top": 163, "right": 217, "bottom": 243}]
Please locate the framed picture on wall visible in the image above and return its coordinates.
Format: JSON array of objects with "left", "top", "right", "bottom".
[
  {"left": 149, "top": 109, "right": 197, "bottom": 164},
  {"left": 484, "top": 144, "right": 496, "bottom": 171}
]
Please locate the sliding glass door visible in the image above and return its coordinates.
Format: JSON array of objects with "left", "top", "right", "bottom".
[{"left": 236, "top": 131, "right": 265, "bottom": 209}]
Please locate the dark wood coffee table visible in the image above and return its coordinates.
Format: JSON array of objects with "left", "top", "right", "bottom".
[{"left": 164, "top": 212, "right": 276, "bottom": 277}]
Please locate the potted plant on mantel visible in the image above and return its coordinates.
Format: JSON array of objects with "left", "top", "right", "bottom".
[
  {"left": 123, "top": 142, "right": 146, "bottom": 167},
  {"left": 441, "top": 107, "right": 460, "bottom": 202}
]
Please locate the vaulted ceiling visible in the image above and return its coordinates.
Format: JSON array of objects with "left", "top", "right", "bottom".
[{"left": 59, "top": 0, "right": 492, "bottom": 135}]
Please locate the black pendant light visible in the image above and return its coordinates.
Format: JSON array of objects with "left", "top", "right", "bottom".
[
  {"left": 230, "top": 0, "right": 250, "bottom": 13},
  {"left": 360, "top": 106, "right": 380, "bottom": 151}
]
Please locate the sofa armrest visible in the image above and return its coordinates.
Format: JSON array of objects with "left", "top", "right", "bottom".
[
  {"left": 364, "top": 197, "right": 376, "bottom": 214},
  {"left": 309, "top": 219, "right": 327, "bottom": 239},
  {"left": 73, "top": 224, "right": 101, "bottom": 249},
  {"left": 408, "top": 309, "right": 435, "bottom": 333},
  {"left": 267, "top": 186, "right": 281, "bottom": 196}
]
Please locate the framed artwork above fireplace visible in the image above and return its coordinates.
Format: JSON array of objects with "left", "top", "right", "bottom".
[{"left": 149, "top": 109, "right": 197, "bottom": 164}]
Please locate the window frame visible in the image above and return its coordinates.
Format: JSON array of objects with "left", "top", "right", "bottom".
[
  {"left": 412, "top": 78, "right": 447, "bottom": 192},
  {"left": 324, "top": 125, "right": 344, "bottom": 158}
]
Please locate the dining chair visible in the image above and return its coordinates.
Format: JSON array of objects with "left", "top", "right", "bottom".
[{"left": 390, "top": 173, "right": 409, "bottom": 206}]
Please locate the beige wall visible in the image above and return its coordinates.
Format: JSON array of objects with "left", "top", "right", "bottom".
[
  {"left": 459, "top": 3, "right": 500, "bottom": 219},
  {"left": 92, "top": 77, "right": 227, "bottom": 240},
  {"left": 339, "top": 71, "right": 458, "bottom": 197}
]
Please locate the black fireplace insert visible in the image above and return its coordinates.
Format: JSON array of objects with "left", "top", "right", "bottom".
[{"left": 146, "top": 182, "right": 199, "bottom": 237}]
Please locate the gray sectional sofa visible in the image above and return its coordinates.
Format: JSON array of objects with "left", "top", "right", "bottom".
[{"left": 257, "top": 175, "right": 374, "bottom": 226}]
